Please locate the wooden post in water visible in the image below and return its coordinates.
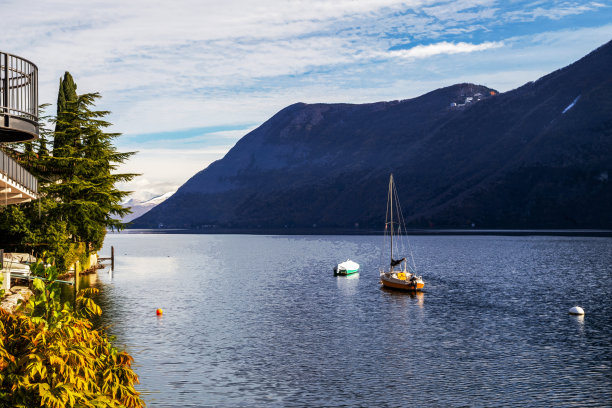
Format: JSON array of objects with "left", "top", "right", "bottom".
[
  {"left": 111, "top": 246, "right": 114, "bottom": 271},
  {"left": 75, "top": 263, "right": 80, "bottom": 294},
  {"left": 72, "top": 263, "right": 78, "bottom": 310},
  {"left": 0, "top": 249, "right": 7, "bottom": 292}
]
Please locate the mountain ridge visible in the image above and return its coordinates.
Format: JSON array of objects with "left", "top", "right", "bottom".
[
  {"left": 121, "top": 191, "right": 175, "bottom": 223},
  {"left": 132, "top": 40, "right": 612, "bottom": 230}
]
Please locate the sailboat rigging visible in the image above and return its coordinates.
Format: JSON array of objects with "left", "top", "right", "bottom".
[{"left": 379, "top": 174, "right": 425, "bottom": 291}]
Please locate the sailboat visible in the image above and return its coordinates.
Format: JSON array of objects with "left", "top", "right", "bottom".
[{"left": 379, "top": 174, "right": 425, "bottom": 291}]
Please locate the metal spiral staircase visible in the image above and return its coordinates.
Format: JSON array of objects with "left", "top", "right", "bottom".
[{"left": 1, "top": 51, "right": 38, "bottom": 204}]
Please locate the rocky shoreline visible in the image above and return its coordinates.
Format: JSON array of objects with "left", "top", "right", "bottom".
[{"left": 0, "top": 286, "right": 33, "bottom": 314}]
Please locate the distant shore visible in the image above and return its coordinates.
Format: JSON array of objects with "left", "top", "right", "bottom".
[{"left": 121, "top": 228, "right": 612, "bottom": 237}]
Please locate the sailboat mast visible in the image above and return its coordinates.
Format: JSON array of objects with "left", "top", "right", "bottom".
[{"left": 389, "top": 174, "right": 394, "bottom": 268}]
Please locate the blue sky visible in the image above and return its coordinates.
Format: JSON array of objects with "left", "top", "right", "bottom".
[{"left": 2, "top": 0, "right": 611, "bottom": 200}]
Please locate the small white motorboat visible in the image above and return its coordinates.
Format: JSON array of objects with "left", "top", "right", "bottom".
[{"left": 333, "top": 259, "right": 360, "bottom": 276}]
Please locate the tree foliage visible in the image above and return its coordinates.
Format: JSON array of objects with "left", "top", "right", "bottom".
[
  {"left": 45, "top": 91, "right": 137, "bottom": 248},
  {"left": 0, "top": 73, "right": 138, "bottom": 270},
  {"left": 53, "top": 72, "right": 78, "bottom": 153},
  {"left": 0, "top": 261, "right": 145, "bottom": 407},
  {"left": 0, "top": 73, "right": 145, "bottom": 407}
]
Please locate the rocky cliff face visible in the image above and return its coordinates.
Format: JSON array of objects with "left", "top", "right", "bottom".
[{"left": 132, "top": 41, "right": 612, "bottom": 230}]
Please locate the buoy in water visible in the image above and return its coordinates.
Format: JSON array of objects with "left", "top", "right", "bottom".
[
  {"left": 156, "top": 308, "right": 163, "bottom": 316},
  {"left": 569, "top": 306, "right": 584, "bottom": 315}
]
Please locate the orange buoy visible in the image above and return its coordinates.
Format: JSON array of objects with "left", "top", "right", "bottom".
[{"left": 156, "top": 308, "right": 163, "bottom": 316}]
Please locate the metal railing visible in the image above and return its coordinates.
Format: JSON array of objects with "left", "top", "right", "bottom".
[
  {"left": 0, "top": 51, "right": 38, "bottom": 141},
  {"left": 0, "top": 149, "right": 38, "bottom": 193}
]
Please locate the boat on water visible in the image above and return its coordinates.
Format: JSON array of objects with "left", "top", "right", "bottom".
[
  {"left": 334, "top": 259, "right": 360, "bottom": 276},
  {"left": 379, "top": 174, "right": 425, "bottom": 291}
]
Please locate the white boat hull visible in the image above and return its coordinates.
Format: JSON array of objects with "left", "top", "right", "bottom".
[
  {"left": 334, "top": 259, "right": 359, "bottom": 275},
  {"left": 380, "top": 271, "right": 424, "bottom": 291}
]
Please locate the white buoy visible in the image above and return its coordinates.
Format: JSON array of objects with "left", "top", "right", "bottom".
[{"left": 569, "top": 306, "right": 585, "bottom": 315}]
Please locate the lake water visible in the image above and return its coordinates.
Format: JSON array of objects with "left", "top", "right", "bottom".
[{"left": 88, "top": 233, "right": 611, "bottom": 407}]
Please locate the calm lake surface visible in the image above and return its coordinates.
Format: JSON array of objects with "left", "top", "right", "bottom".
[{"left": 89, "top": 234, "right": 611, "bottom": 407}]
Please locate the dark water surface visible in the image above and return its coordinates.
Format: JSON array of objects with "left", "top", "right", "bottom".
[{"left": 91, "top": 234, "right": 611, "bottom": 407}]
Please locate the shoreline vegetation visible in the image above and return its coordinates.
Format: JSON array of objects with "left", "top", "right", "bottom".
[
  {"left": 0, "top": 72, "right": 144, "bottom": 407},
  {"left": 0, "top": 71, "right": 136, "bottom": 273},
  {"left": 0, "top": 261, "right": 144, "bottom": 407}
]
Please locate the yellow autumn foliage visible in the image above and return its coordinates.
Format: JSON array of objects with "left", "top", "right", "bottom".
[{"left": 0, "top": 261, "right": 145, "bottom": 407}]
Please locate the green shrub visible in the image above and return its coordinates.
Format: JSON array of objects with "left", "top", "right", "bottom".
[{"left": 0, "top": 261, "right": 145, "bottom": 407}]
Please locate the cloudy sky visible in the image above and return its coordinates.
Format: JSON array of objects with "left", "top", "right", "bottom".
[{"left": 2, "top": 0, "right": 611, "bottom": 201}]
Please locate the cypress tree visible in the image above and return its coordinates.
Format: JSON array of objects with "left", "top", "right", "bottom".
[{"left": 52, "top": 72, "right": 78, "bottom": 154}]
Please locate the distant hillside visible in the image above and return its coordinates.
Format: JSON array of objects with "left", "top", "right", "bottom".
[
  {"left": 132, "top": 40, "right": 612, "bottom": 230},
  {"left": 122, "top": 191, "right": 175, "bottom": 223}
]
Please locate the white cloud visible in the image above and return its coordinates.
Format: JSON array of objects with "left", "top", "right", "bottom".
[
  {"left": 423, "top": 0, "right": 498, "bottom": 21},
  {"left": 389, "top": 41, "right": 504, "bottom": 59},
  {"left": 2, "top": 0, "right": 611, "bottom": 199},
  {"left": 504, "top": 1, "right": 608, "bottom": 22},
  {"left": 205, "top": 128, "right": 258, "bottom": 140},
  {"left": 116, "top": 146, "right": 234, "bottom": 199}
]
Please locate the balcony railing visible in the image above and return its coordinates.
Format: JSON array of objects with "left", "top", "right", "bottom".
[
  {"left": 0, "top": 51, "right": 38, "bottom": 142},
  {"left": 0, "top": 149, "right": 38, "bottom": 195}
]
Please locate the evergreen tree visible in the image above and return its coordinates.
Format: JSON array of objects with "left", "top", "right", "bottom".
[
  {"left": 47, "top": 91, "right": 137, "bottom": 251},
  {"left": 0, "top": 73, "right": 137, "bottom": 269},
  {"left": 52, "top": 72, "right": 77, "bottom": 154},
  {"left": 0, "top": 75, "right": 144, "bottom": 408},
  {"left": 13, "top": 104, "right": 52, "bottom": 179},
  {"left": 36, "top": 103, "right": 51, "bottom": 158}
]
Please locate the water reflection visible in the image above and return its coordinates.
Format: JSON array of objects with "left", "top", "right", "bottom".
[
  {"left": 571, "top": 314, "right": 585, "bottom": 326},
  {"left": 415, "top": 291, "right": 424, "bottom": 308},
  {"left": 94, "top": 234, "right": 612, "bottom": 407},
  {"left": 59, "top": 270, "right": 103, "bottom": 303},
  {"left": 335, "top": 273, "right": 359, "bottom": 296},
  {"left": 381, "top": 286, "right": 425, "bottom": 307}
]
